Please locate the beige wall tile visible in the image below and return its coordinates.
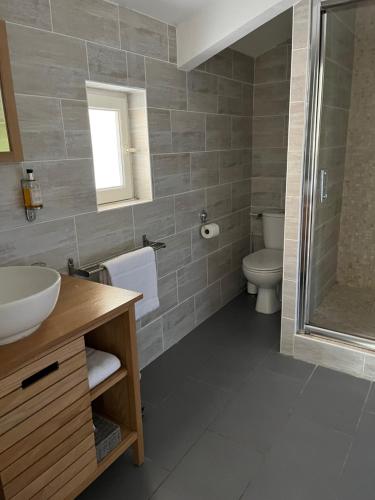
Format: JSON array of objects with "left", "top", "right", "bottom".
[
  {"left": 146, "top": 59, "right": 187, "bottom": 110},
  {"left": 280, "top": 317, "right": 296, "bottom": 355},
  {"left": 294, "top": 335, "right": 365, "bottom": 377},
  {"left": 195, "top": 281, "right": 222, "bottom": 325},
  {"left": 153, "top": 153, "right": 191, "bottom": 197},
  {"left": 157, "top": 230, "right": 192, "bottom": 277},
  {"left": 293, "top": 0, "right": 310, "bottom": 50},
  {"left": 75, "top": 207, "right": 135, "bottom": 265},
  {"left": 191, "top": 152, "right": 219, "bottom": 188},
  {"left": 187, "top": 71, "right": 218, "bottom": 114},
  {"left": 25, "top": 159, "right": 97, "bottom": 222},
  {"left": 0, "top": 218, "right": 77, "bottom": 271},
  {"left": 50, "top": 0, "right": 119, "bottom": 47},
  {"left": 137, "top": 319, "right": 163, "bottom": 369},
  {"left": 290, "top": 48, "right": 308, "bottom": 102},
  {"left": 363, "top": 354, "right": 375, "bottom": 380},
  {"left": 208, "top": 245, "right": 232, "bottom": 284},
  {"left": 287, "top": 101, "right": 306, "bottom": 152},
  {"left": 61, "top": 100, "right": 92, "bottom": 159},
  {"left": 283, "top": 238, "right": 299, "bottom": 282},
  {"left": 282, "top": 279, "right": 297, "bottom": 319},
  {"left": 0, "top": 164, "right": 27, "bottom": 230},
  {"left": 141, "top": 272, "right": 178, "bottom": 326},
  {"left": 16, "top": 95, "right": 66, "bottom": 161},
  {"left": 8, "top": 24, "right": 88, "bottom": 99},
  {"left": 177, "top": 258, "right": 207, "bottom": 302},
  {"left": 0, "top": 0, "right": 52, "bottom": 29},
  {"left": 133, "top": 197, "right": 175, "bottom": 242},
  {"left": 87, "top": 43, "right": 127, "bottom": 85},
  {"left": 163, "top": 298, "right": 195, "bottom": 349},
  {"left": 174, "top": 189, "right": 205, "bottom": 232},
  {"left": 171, "top": 111, "right": 205, "bottom": 152},
  {"left": 119, "top": 7, "right": 168, "bottom": 61}
]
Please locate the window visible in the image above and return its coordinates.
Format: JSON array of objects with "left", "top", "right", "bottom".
[
  {"left": 86, "top": 82, "right": 153, "bottom": 210},
  {"left": 87, "top": 88, "right": 134, "bottom": 205}
]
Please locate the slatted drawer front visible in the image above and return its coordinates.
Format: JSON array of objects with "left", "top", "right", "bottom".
[{"left": 0, "top": 338, "right": 97, "bottom": 500}]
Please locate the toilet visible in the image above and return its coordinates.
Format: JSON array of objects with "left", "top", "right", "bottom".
[{"left": 242, "top": 210, "right": 285, "bottom": 314}]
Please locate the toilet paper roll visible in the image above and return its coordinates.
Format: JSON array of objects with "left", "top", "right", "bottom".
[{"left": 200, "top": 223, "right": 220, "bottom": 239}]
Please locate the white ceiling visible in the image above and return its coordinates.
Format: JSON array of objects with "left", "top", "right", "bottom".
[{"left": 116, "top": 0, "right": 216, "bottom": 25}]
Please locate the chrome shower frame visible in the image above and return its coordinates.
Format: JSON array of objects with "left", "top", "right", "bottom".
[{"left": 297, "top": 0, "right": 375, "bottom": 350}]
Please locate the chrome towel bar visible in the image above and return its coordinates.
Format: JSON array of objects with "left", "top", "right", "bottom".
[{"left": 67, "top": 234, "right": 166, "bottom": 278}]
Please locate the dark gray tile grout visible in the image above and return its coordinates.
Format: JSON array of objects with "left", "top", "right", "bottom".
[{"left": 299, "top": 364, "right": 318, "bottom": 394}]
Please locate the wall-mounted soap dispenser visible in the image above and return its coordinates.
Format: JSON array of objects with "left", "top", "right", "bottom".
[{"left": 21, "top": 168, "right": 43, "bottom": 222}]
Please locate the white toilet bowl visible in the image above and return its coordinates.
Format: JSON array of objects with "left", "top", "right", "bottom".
[{"left": 242, "top": 249, "right": 283, "bottom": 314}]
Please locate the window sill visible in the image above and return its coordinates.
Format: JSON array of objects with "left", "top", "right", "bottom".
[{"left": 97, "top": 197, "right": 152, "bottom": 212}]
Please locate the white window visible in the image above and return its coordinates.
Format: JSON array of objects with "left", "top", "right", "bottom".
[{"left": 87, "top": 89, "right": 134, "bottom": 205}]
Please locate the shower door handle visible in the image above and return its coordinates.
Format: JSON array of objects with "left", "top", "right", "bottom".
[{"left": 319, "top": 169, "right": 328, "bottom": 203}]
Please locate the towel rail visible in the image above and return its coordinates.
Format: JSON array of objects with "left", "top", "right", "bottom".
[{"left": 67, "top": 234, "right": 166, "bottom": 278}]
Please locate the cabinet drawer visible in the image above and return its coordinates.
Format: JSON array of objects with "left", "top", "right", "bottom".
[
  {"left": 0, "top": 379, "right": 89, "bottom": 456},
  {"left": 0, "top": 337, "right": 85, "bottom": 400},
  {"left": 0, "top": 363, "right": 88, "bottom": 438},
  {"left": 0, "top": 349, "right": 86, "bottom": 419},
  {"left": 1, "top": 406, "right": 93, "bottom": 485},
  {"left": 5, "top": 435, "right": 96, "bottom": 500},
  {"left": 3, "top": 420, "right": 94, "bottom": 498},
  {"left": 0, "top": 395, "right": 91, "bottom": 471}
]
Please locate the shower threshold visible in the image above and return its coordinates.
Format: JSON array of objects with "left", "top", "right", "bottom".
[{"left": 306, "top": 284, "right": 375, "bottom": 350}]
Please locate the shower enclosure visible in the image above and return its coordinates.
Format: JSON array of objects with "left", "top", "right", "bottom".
[{"left": 299, "top": 0, "right": 375, "bottom": 347}]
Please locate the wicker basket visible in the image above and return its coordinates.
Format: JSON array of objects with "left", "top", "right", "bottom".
[{"left": 93, "top": 413, "right": 122, "bottom": 462}]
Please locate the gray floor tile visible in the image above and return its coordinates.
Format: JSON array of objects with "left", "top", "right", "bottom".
[
  {"left": 210, "top": 368, "right": 303, "bottom": 452},
  {"left": 337, "top": 411, "right": 375, "bottom": 500},
  {"left": 143, "top": 378, "right": 231, "bottom": 470},
  {"left": 260, "top": 350, "right": 315, "bottom": 381},
  {"left": 141, "top": 339, "right": 211, "bottom": 406},
  {"left": 189, "top": 341, "right": 267, "bottom": 392},
  {"left": 363, "top": 383, "right": 375, "bottom": 413},
  {"left": 242, "top": 414, "right": 352, "bottom": 500},
  {"left": 77, "top": 293, "right": 374, "bottom": 499},
  {"left": 151, "top": 431, "right": 264, "bottom": 500},
  {"left": 294, "top": 366, "right": 370, "bottom": 435},
  {"left": 78, "top": 453, "right": 169, "bottom": 500}
]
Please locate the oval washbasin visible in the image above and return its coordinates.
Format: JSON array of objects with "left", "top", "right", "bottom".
[{"left": 0, "top": 266, "right": 61, "bottom": 345}]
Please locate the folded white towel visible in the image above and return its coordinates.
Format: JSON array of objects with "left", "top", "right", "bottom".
[
  {"left": 86, "top": 347, "right": 121, "bottom": 389},
  {"left": 103, "top": 246, "right": 160, "bottom": 320}
]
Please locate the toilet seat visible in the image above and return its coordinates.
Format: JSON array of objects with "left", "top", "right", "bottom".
[{"left": 243, "top": 249, "right": 283, "bottom": 272}]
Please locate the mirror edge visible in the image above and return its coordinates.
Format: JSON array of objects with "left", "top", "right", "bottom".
[{"left": 0, "top": 19, "right": 23, "bottom": 163}]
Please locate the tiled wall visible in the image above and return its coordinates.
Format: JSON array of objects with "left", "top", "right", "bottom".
[
  {"left": 251, "top": 40, "right": 291, "bottom": 249},
  {"left": 310, "top": 10, "right": 354, "bottom": 310},
  {"left": 280, "top": 0, "right": 375, "bottom": 381},
  {"left": 0, "top": 0, "right": 254, "bottom": 369},
  {"left": 337, "top": 4, "right": 375, "bottom": 289},
  {"left": 280, "top": 0, "right": 310, "bottom": 356}
]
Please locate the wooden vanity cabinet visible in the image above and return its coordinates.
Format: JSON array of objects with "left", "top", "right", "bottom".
[{"left": 0, "top": 276, "right": 144, "bottom": 499}]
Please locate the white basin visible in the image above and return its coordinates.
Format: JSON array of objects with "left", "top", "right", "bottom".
[{"left": 0, "top": 266, "right": 61, "bottom": 345}]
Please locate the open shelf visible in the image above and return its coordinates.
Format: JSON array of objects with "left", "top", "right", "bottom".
[
  {"left": 95, "top": 425, "right": 137, "bottom": 476},
  {"left": 90, "top": 368, "right": 128, "bottom": 401}
]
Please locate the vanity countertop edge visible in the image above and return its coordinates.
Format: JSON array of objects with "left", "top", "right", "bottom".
[{"left": 0, "top": 275, "right": 143, "bottom": 379}]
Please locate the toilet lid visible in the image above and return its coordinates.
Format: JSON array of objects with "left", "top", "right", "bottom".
[{"left": 243, "top": 249, "right": 283, "bottom": 271}]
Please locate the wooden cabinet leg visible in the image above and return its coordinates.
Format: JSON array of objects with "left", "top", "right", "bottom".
[
  {"left": 132, "top": 438, "right": 144, "bottom": 465},
  {"left": 123, "top": 306, "right": 144, "bottom": 466}
]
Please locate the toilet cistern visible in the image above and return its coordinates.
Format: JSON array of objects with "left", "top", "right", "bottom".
[{"left": 242, "top": 210, "right": 285, "bottom": 314}]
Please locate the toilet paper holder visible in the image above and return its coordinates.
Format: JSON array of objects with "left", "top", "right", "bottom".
[{"left": 200, "top": 209, "right": 208, "bottom": 223}]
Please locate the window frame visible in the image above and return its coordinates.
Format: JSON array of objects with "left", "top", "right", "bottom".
[{"left": 87, "top": 88, "right": 134, "bottom": 205}]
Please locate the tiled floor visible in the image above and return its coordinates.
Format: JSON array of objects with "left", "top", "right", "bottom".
[
  {"left": 311, "top": 283, "right": 375, "bottom": 340},
  {"left": 80, "top": 293, "right": 375, "bottom": 500}
]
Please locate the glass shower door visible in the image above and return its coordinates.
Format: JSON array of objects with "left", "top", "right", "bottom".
[{"left": 303, "top": 0, "right": 375, "bottom": 342}]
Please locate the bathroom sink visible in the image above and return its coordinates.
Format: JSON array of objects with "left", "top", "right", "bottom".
[{"left": 0, "top": 266, "right": 61, "bottom": 345}]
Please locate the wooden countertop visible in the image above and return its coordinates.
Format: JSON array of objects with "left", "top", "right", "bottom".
[{"left": 0, "top": 275, "right": 142, "bottom": 378}]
